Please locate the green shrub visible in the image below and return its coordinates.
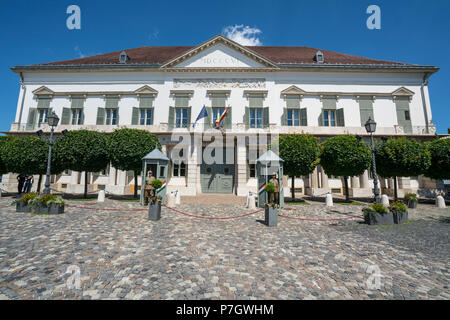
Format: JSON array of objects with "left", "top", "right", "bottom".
[
  {"left": 38, "top": 194, "right": 65, "bottom": 206},
  {"left": 390, "top": 201, "right": 407, "bottom": 213},
  {"left": 363, "top": 203, "right": 389, "bottom": 216},
  {"left": 404, "top": 193, "right": 418, "bottom": 202},
  {"left": 264, "top": 183, "right": 275, "bottom": 193},
  {"left": 151, "top": 179, "right": 163, "bottom": 190},
  {"left": 21, "top": 192, "right": 38, "bottom": 204}
]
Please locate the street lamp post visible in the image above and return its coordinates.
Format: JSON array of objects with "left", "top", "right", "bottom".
[
  {"left": 42, "top": 112, "right": 59, "bottom": 195},
  {"left": 365, "top": 117, "right": 381, "bottom": 203}
]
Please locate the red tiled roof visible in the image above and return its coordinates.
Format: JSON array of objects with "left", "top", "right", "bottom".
[{"left": 33, "top": 45, "right": 411, "bottom": 67}]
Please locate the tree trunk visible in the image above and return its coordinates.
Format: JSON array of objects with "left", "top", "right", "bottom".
[
  {"left": 84, "top": 171, "right": 88, "bottom": 199},
  {"left": 37, "top": 174, "right": 43, "bottom": 193},
  {"left": 344, "top": 176, "right": 350, "bottom": 202},
  {"left": 393, "top": 176, "right": 398, "bottom": 201},
  {"left": 134, "top": 172, "right": 138, "bottom": 199},
  {"left": 291, "top": 176, "right": 295, "bottom": 201}
]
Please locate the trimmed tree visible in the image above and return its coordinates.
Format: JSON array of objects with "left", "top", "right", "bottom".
[
  {"left": 1, "top": 136, "right": 63, "bottom": 193},
  {"left": 54, "top": 130, "right": 109, "bottom": 198},
  {"left": 108, "top": 128, "right": 161, "bottom": 198},
  {"left": 320, "top": 135, "right": 372, "bottom": 201},
  {"left": 279, "top": 134, "right": 321, "bottom": 200},
  {"left": 375, "top": 137, "right": 431, "bottom": 201},
  {"left": 425, "top": 138, "right": 450, "bottom": 180},
  {"left": 0, "top": 135, "right": 15, "bottom": 175}
]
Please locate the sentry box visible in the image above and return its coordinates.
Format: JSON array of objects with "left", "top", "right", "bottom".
[
  {"left": 140, "top": 147, "right": 169, "bottom": 205},
  {"left": 256, "top": 150, "right": 284, "bottom": 209}
]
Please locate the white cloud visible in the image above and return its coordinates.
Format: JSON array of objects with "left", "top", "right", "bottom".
[
  {"left": 222, "top": 25, "right": 262, "bottom": 46},
  {"left": 74, "top": 46, "right": 85, "bottom": 58}
]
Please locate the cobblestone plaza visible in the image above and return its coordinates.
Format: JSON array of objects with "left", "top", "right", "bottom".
[{"left": 0, "top": 196, "right": 448, "bottom": 300}]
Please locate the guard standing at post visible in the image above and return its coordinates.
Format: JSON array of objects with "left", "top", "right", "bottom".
[
  {"left": 269, "top": 174, "right": 279, "bottom": 204},
  {"left": 144, "top": 171, "right": 156, "bottom": 205}
]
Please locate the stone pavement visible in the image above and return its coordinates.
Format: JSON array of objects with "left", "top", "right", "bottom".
[{"left": 0, "top": 197, "right": 448, "bottom": 300}]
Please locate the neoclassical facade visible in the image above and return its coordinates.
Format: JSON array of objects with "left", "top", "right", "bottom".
[{"left": 2, "top": 35, "right": 442, "bottom": 198}]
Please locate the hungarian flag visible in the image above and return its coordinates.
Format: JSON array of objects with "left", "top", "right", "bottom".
[{"left": 215, "top": 105, "right": 230, "bottom": 129}]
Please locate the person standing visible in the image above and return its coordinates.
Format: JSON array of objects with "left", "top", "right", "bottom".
[
  {"left": 269, "top": 174, "right": 279, "bottom": 204},
  {"left": 144, "top": 171, "right": 156, "bottom": 205},
  {"left": 24, "top": 175, "right": 34, "bottom": 193},
  {"left": 16, "top": 174, "right": 26, "bottom": 194}
]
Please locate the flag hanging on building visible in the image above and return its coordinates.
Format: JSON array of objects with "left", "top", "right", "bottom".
[
  {"left": 192, "top": 106, "right": 208, "bottom": 128},
  {"left": 215, "top": 105, "right": 230, "bottom": 129}
]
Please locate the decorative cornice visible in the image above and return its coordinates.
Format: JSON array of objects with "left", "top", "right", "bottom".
[
  {"left": 134, "top": 85, "right": 158, "bottom": 96},
  {"left": 170, "top": 90, "right": 194, "bottom": 96}
]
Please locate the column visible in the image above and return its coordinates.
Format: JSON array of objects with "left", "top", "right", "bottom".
[
  {"left": 311, "top": 167, "right": 319, "bottom": 189},
  {"left": 320, "top": 167, "right": 329, "bottom": 189},
  {"left": 351, "top": 176, "right": 360, "bottom": 189},
  {"left": 236, "top": 135, "right": 248, "bottom": 196},
  {"left": 360, "top": 170, "right": 369, "bottom": 188}
]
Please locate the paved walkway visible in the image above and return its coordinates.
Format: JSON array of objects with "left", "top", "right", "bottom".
[{"left": 0, "top": 197, "right": 448, "bottom": 300}]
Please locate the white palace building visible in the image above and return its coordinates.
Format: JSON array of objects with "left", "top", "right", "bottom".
[{"left": 2, "top": 35, "right": 443, "bottom": 198}]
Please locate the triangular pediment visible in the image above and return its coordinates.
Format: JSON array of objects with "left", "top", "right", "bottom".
[
  {"left": 161, "top": 35, "right": 279, "bottom": 69},
  {"left": 281, "top": 85, "right": 307, "bottom": 96},
  {"left": 134, "top": 85, "right": 158, "bottom": 95},
  {"left": 32, "top": 86, "right": 55, "bottom": 95},
  {"left": 392, "top": 87, "right": 414, "bottom": 96}
]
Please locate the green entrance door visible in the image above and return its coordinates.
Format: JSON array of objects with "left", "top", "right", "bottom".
[{"left": 200, "top": 148, "right": 235, "bottom": 194}]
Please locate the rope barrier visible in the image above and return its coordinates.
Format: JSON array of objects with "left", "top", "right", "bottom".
[
  {"left": 65, "top": 204, "right": 146, "bottom": 212},
  {"left": 278, "top": 213, "right": 364, "bottom": 222},
  {"left": 163, "top": 204, "right": 264, "bottom": 220}
]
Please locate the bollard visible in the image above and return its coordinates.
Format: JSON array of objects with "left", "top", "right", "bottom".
[
  {"left": 97, "top": 190, "right": 105, "bottom": 203},
  {"left": 265, "top": 205, "right": 278, "bottom": 227},
  {"left": 167, "top": 192, "right": 176, "bottom": 207},
  {"left": 175, "top": 190, "right": 181, "bottom": 205},
  {"left": 381, "top": 194, "right": 389, "bottom": 207},
  {"left": 436, "top": 196, "right": 446, "bottom": 208},
  {"left": 148, "top": 202, "right": 161, "bottom": 221},
  {"left": 248, "top": 193, "right": 256, "bottom": 209},
  {"left": 325, "top": 193, "right": 333, "bottom": 207}
]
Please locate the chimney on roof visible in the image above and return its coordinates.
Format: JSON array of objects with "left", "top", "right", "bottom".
[
  {"left": 315, "top": 51, "right": 324, "bottom": 64},
  {"left": 119, "top": 51, "right": 129, "bottom": 64}
]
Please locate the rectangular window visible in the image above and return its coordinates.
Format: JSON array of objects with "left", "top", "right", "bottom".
[
  {"left": 250, "top": 108, "right": 263, "bottom": 128},
  {"left": 105, "top": 109, "right": 118, "bottom": 125},
  {"left": 140, "top": 108, "right": 153, "bottom": 125},
  {"left": 404, "top": 110, "right": 411, "bottom": 121},
  {"left": 38, "top": 109, "right": 48, "bottom": 127},
  {"left": 249, "top": 164, "right": 256, "bottom": 178},
  {"left": 323, "top": 110, "right": 336, "bottom": 127},
  {"left": 173, "top": 162, "right": 186, "bottom": 177},
  {"left": 176, "top": 108, "right": 188, "bottom": 128},
  {"left": 71, "top": 109, "right": 83, "bottom": 125},
  {"left": 287, "top": 109, "right": 300, "bottom": 126}
]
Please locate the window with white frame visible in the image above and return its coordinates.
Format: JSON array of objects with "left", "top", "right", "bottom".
[
  {"left": 250, "top": 108, "right": 263, "bottom": 128},
  {"left": 105, "top": 109, "right": 118, "bottom": 125},
  {"left": 37, "top": 109, "right": 48, "bottom": 127},
  {"left": 175, "top": 108, "right": 188, "bottom": 128},
  {"left": 71, "top": 109, "right": 83, "bottom": 125},
  {"left": 323, "top": 110, "right": 336, "bottom": 127},
  {"left": 140, "top": 108, "right": 153, "bottom": 125}
]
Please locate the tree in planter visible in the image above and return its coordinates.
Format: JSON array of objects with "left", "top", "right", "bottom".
[
  {"left": 425, "top": 138, "right": 450, "bottom": 181},
  {"left": 1, "top": 136, "right": 63, "bottom": 193},
  {"left": 320, "top": 135, "right": 372, "bottom": 202},
  {"left": 279, "top": 134, "right": 321, "bottom": 201},
  {"left": 375, "top": 137, "right": 431, "bottom": 201},
  {"left": 53, "top": 130, "right": 109, "bottom": 198},
  {"left": 108, "top": 129, "right": 161, "bottom": 198}
]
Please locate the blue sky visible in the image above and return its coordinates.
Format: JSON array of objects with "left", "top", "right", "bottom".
[{"left": 0, "top": 0, "right": 448, "bottom": 133}]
